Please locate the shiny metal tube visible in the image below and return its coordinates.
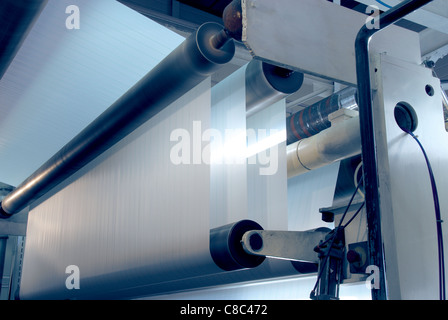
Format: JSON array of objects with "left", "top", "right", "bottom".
[
  {"left": 286, "top": 87, "right": 358, "bottom": 145},
  {"left": 0, "top": 22, "right": 235, "bottom": 218},
  {"left": 210, "top": 220, "right": 266, "bottom": 271},
  {"left": 245, "top": 59, "right": 304, "bottom": 117},
  {"left": 287, "top": 116, "right": 361, "bottom": 179}
]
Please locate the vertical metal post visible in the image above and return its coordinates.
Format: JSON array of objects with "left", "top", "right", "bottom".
[{"left": 355, "top": 0, "right": 433, "bottom": 300}]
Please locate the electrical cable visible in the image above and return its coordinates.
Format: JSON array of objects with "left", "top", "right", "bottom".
[
  {"left": 354, "top": 161, "right": 365, "bottom": 199},
  {"left": 310, "top": 175, "right": 364, "bottom": 299},
  {"left": 405, "top": 130, "right": 446, "bottom": 300},
  {"left": 342, "top": 202, "right": 365, "bottom": 229},
  {"left": 315, "top": 201, "right": 366, "bottom": 249},
  {"left": 375, "top": 0, "right": 393, "bottom": 9}
]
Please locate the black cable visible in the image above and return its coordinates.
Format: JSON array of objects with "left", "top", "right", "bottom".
[
  {"left": 342, "top": 202, "right": 366, "bottom": 229},
  {"left": 310, "top": 175, "right": 363, "bottom": 299},
  {"left": 405, "top": 130, "right": 445, "bottom": 300}
]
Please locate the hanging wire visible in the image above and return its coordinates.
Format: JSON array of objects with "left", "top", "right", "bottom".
[
  {"left": 405, "top": 130, "right": 445, "bottom": 300},
  {"left": 310, "top": 175, "right": 365, "bottom": 299}
]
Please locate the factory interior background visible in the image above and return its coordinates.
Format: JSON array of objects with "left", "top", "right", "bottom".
[{"left": 0, "top": 0, "right": 448, "bottom": 301}]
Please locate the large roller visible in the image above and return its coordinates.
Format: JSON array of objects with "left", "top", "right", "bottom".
[
  {"left": 286, "top": 114, "right": 361, "bottom": 179},
  {"left": 209, "top": 220, "right": 318, "bottom": 274},
  {"left": 210, "top": 220, "right": 266, "bottom": 271},
  {"left": 245, "top": 59, "right": 304, "bottom": 117},
  {"left": 0, "top": 22, "right": 235, "bottom": 218}
]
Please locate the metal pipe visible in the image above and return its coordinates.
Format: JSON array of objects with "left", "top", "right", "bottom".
[
  {"left": 287, "top": 115, "right": 361, "bottom": 179},
  {"left": 355, "top": 0, "right": 433, "bottom": 300},
  {"left": 0, "top": 0, "right": 48, "bottom": 79},
  {"left": 286, "top": 87, "right": 358, "bottom": 145},
  {"left": 0, "top": 22, "right": 235, "bottom": 218},
  {"left": 222, "top": 0, "right": 243, "bottom": 42},
  {"left": 245, "top": 59, "right": 304, "bottom": 117}
]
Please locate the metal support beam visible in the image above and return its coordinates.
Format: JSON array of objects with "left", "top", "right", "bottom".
[
  {"left": 355, "top": 0, "right": 434, "bottom": 300},
  {"left": 240, "top": 0, "right": 420, "bottom": 85},
  {"left": 0, "top": 0, "right": 48, "bottom": 79}
]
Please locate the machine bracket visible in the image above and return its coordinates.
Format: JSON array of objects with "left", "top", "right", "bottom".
[
  {"left": 241, "top": 227, "right": 346, "bottom": 300},
  {"left": 241, "top": 228, "right": 331, "bottom": 263}
]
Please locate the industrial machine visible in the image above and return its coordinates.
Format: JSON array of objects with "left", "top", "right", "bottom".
[{"left": 0, "top": 0, "right": 447, "bottom": 300}]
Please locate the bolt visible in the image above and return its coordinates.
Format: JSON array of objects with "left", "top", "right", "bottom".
[{"left": 347, "top": 249, "right": 361, "bottom": 264}]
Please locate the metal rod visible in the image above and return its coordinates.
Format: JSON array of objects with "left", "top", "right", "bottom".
[
  {"left": 286, "top": 87, "right": 358, "bottom": 145},
  {"left": 210, "top": 28, "right": 231, "bottom": 49},
  {"left": 0, "top": 22, "right": 235, "bottom": 218},
  {"left": 286, "top": 114, "right": 361, "bottom": 179},
  {"left": 355, "top": 0, "right": 433, "bottom": 300}
]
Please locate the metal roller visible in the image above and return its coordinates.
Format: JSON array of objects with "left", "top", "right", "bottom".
[
  {"left": 286, "top": 87, "right": 358, "bottom": 145},
  {"left": 286, "top": 114, "right": 361, "bottom": 179},
  {"left": 210, "top": 219, "right": 266, "bottom": 271},
  {"left": 222, "top": 0, "right": 304, "bottom": 116},
  {"left": 0, "top": 22, "right": 235, "bottom": 218},
  {"left": 290, "top": 261, "right": 318, "bottom": 274},
  {"left": 246, "top": 59, "right": 304, "bottom": 117}
]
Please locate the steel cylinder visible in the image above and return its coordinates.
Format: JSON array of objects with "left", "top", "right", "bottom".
[
  {"left": 210, "top": 220, "right": 266, "bottom": 271},
  {"left": 246, "top": 59, "right": 304, "bottom": 117}
]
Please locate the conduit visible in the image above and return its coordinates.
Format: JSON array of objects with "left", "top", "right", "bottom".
[
  {"left": 210, "top": 220, "right": 266, "bottom": 271},
  {"left": 0, "top": 22, "right": 235, "bottom": 218}
]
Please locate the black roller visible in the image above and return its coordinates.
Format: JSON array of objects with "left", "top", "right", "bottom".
[
  {"left": 210, "top": 219, "right": 266, "bottom": 271},
  {"left": 0, "top": 22, "right": 235, "bottom": 218},
  {"left": 290, "top": 261, "right": 318, "bottom": 274},
  {"left": 0, "top": 0, "right": 48, "bottom": 79},
  {"left": 246, "top": 59, "right": 304, "bottom": 117}
]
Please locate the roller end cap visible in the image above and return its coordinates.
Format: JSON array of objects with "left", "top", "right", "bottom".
[
  {"left": 196, "top": 22, "right": 235, "bottom": 66},
  {"left": 0, "top": 204, "right": 12, "bottom": 219},
  {"left": 210, "top": 219, "right": 266, "bottom": 271},
  {"left": 262, "top": 62, "right": 305, "bottom": 95}
]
